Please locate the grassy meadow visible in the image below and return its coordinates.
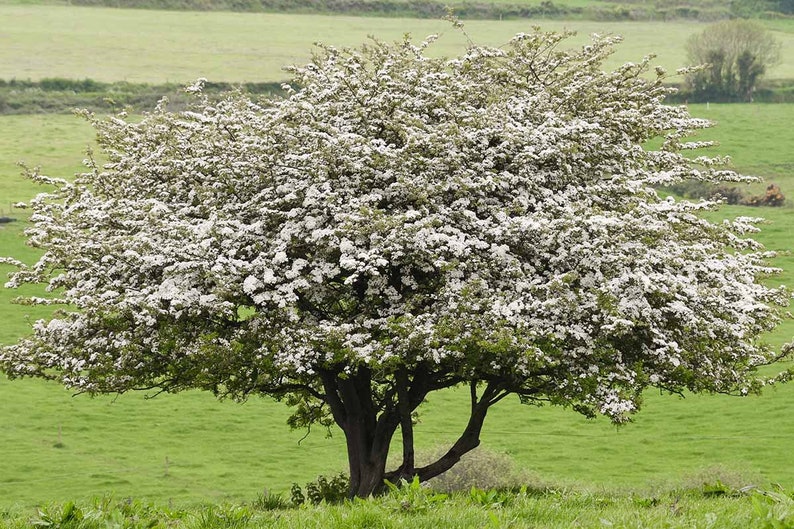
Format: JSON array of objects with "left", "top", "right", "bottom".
[
  {"left": 1, "top": 105, "right": 794, "bottom": 511},
  {"left": 688, "top": 104, "right": 794, "bottom": 186},
  {"left": 1, "top": 2, "right": 794, "bottom": 525},
  {"left": 2, "top": 4, "right": 794, "bottom": 84}
]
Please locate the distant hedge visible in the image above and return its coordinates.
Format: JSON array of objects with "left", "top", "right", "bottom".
[
  {"left": 665, "top": 78, "right": 794, "bottom": 104},
  {"left": 61, "top": 0, "right": 794, "bottom": 20},
  {"left": 66, "top": 0, "right": 585, "bottom": 19},
  {"left": 3, "top": 76, "right": 794, "bottom": 115},
  {"left": 0, "top": 78, "right": 285, "bottom": 115}
]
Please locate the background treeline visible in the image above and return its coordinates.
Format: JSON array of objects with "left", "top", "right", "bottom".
[
  {"left": 63, "top": 0, "right": 794, "bottom": 21},
  {"left": 0, "top": 78, "right": 284, "bottom": 115}
]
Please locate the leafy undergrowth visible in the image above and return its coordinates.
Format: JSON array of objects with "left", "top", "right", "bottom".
[{"left": 3, "top": 482, "right": 794, "bottom": 529}]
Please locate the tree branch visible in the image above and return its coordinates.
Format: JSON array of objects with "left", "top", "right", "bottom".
[
  {"left": 319, "top": 367, "right": 347, "bottom": 428},
  {"left": 413, "top": 380, "right": 502, "bottom": 482},
  {"left": 257, "top": 381, "right": 325, "bottom": 401}
]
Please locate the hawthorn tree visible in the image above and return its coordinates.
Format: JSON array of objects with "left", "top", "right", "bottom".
[
  {"left": 2, "top": 30, "right": 792, "bottom": 498},
  {"left": 685, "top": 19, "right": 781, "bottom": 101}
]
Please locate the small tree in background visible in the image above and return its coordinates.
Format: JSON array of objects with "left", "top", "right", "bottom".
[
  {"left": 2, "top": 29, "right": 793, "bottom": 498},
  {"left": 686, "top": 19, "right": 781, "bottom": 101}
]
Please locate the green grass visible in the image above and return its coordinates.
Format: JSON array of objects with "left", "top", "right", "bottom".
[
  {"left": 0, "top": 115, "right": 96, "bottom": 344},
  {"left": 0, "top": 487, "right": 781, "bottom": 529},
  {"left": 0, "top": 114, "right": 94, "bottom": 210},
  {"left": 0, "top": 114, "right": 94, "bottom": 320},
  {"left": 2, "top": 4, "right": 794, "bottom": 84},
  {"left": 3, "top": 370, "right": 794, "bottom": 508},
  {"left": 1, "top": 105, "right": 794, "bottom": 509},
  {"left": 687, "top": 103, "right": 794, "bottom": 188},
  {"left": 0, "top": 378, "right": 351, "bottom": 508},
  {"left": 765, "top": 18, "right": 794, "bottom": 34}
]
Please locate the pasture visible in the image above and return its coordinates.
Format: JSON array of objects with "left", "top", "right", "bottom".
[
  {"left": 2, "top": 4, "right": 794, "bottom": 83},
  {"left": 686, "top": 103, "right": 794, "bottom": 193},
  {"left": 3, "top": 348, "right": 794, "bottom": 508},
  {"left": 1, "top": 104, "right": 794, "bottom": 509},
  {"left": 1, "top": 3, "right": 794, "bottom": 523}
]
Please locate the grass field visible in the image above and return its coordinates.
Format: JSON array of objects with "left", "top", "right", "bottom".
[
  {"left": 2, "top": 4, "right": 794, "bottom": 84},
  {"left": 0, "top": 488, "right": 777, "bottom": 528},
  {"left": 2, "top": 487, "right": 780, "bottom": 528},
  {"left": 687, "top": 103, "right": 794, "bottom": 189},
  {"left": 3, "top": 356, "right": 794, "bottom": 508},
  {"left": 0, "top": 114, "right": 94, "bottom": 211},
  {"left": 1, "top": 2, "right": 794, "bottom": 515},
  {"left": 1, "top": 103, "right": 793, "bottom": 509}
]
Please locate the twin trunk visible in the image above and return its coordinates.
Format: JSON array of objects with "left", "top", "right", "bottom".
[{"left": 320, "top": 366, "right": 502, "bottom": 498}]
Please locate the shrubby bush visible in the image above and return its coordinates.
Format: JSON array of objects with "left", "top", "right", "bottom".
[
  {"left": 685, "top": 20, "right": 781, "bottom": 102},
  {"left": 745, "top": 183, "right": 786, "bottom": 207},
  {"left": 663, "top": 180, "right": 749, "bottom": 205},
  {"left": 422, "top": 447, "right": 537, "bottom": 493},
  {"left": 0, "top": 78, "right": 284, "bottom": 115},
  {"left": 291, "top": 473, "right": 350, "bottom": 505},
  {"left": 661, "top": 180, "right": 786, "bottom": 207}
]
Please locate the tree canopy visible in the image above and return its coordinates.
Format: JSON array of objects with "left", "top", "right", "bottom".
[
  {"left": 685, "top": 19, "right": 781, "bottom": 102},
  {"left": 2, "top": 29, "right": 792, "bottom": 498}
]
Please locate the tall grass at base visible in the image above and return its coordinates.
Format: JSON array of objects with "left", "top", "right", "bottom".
[
  {"left": 4, "top": 484, "right": 791, "bottom": 529},
  {"left": 418, "top": 447, "right": 538, "bottom": 493}
]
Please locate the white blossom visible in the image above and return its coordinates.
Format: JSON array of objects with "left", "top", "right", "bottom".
[{"left": 1, "top": 30, "right": 791, "bottom": 425}]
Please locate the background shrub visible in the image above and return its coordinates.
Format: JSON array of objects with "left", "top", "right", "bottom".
[
  {"left": 660, "top": 180, "right": 786, "bottom": 206},
  {"left": 419, "top": 447, "right": 540, "bottom": 493},
  {"left": 745, "top": 183, "right": 786, "bottom": 206},
  {"left": 678, "top": 464, "right": 765, "bottom": 495}
]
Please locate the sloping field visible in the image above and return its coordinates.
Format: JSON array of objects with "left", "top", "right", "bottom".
[
  {"left": 1, "top": 4, "right": 794, "bottom": 83},
  {"left": 687, "top": 103, "right": 794, "bottom": 187}
]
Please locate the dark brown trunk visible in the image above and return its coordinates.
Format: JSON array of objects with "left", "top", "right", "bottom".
[
  {"left": 320, "top": 366, "right": 501, "bottom": 497},
  {"left": 380, "top": 368, "right": 420, "bottom": 485},
  {"left": 319, "top": 366, "right": 400, "bottom": 498},
  {"left": 413, "top": 381, "right": 504, "bottom": 482},
  {"left": 396, "top": 367, "right": 415, "bottom": 476},
  {"left": 344, "top": 415, "right": 391, "bottom": 497}
]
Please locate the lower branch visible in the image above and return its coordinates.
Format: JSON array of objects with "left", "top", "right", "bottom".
[{"left": 412, "top": 381, "right": 503, "bottom": 483}]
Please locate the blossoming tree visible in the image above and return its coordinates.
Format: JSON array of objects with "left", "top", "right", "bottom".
[{"left": 2, "top": 30, "right": 792, "bottom": 498}]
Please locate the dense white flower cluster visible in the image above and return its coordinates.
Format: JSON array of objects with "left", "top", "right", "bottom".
[{"left": 2, "top": 30, "right": 791, "bottom": 426}]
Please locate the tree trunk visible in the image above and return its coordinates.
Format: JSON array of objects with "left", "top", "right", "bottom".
[
  {"left": 320, "top": 366, "right": 503, "bottom": 498},
  {"left": 343, "top": 411, "right": 393, "bottom": 497},
  {"left": 320, "top": 366, "right": 400, "bottom": 498}
]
